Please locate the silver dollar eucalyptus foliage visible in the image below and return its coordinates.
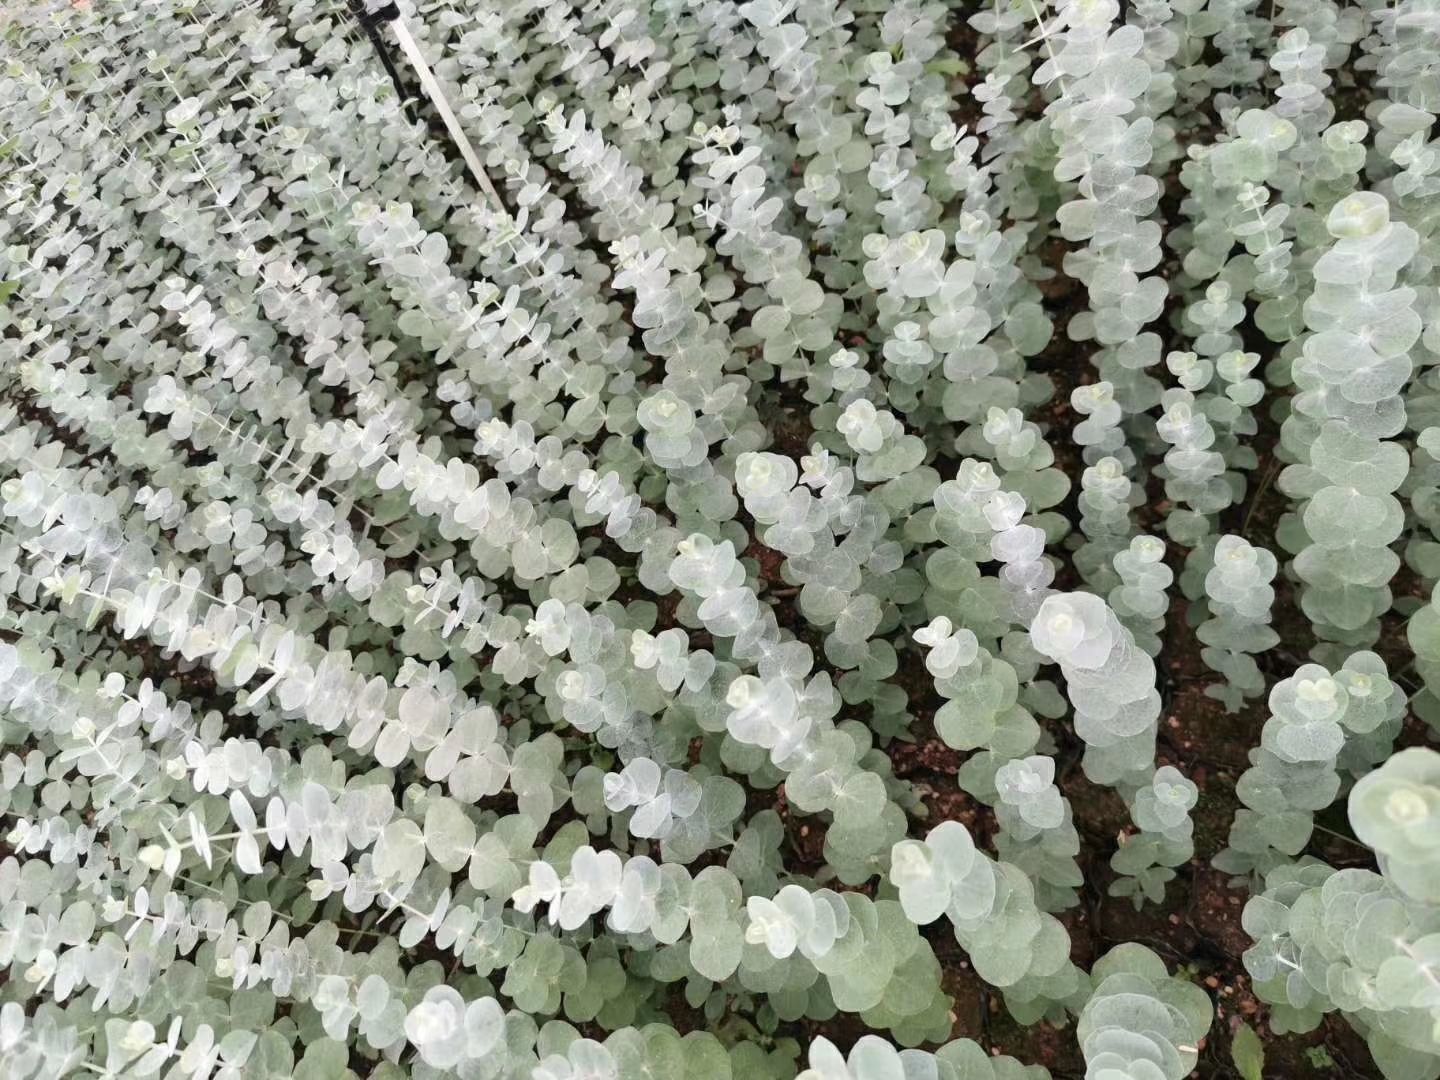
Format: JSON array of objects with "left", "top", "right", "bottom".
[{"left": 1, "top": 0, "right": 1439, "bottom": 1077}]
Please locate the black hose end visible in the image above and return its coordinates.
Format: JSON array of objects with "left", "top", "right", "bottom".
[{"left": 347, "top": 1, "right": 401, "bottom": 29}]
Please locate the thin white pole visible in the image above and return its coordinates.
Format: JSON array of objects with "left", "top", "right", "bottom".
[{"left": 389, "top": 13, "right": 508, "bottom": 217}]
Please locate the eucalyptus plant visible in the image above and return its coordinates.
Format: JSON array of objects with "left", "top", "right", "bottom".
[{"left": 2, "top": 0, "right": 1439, "bottom": 1078}]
